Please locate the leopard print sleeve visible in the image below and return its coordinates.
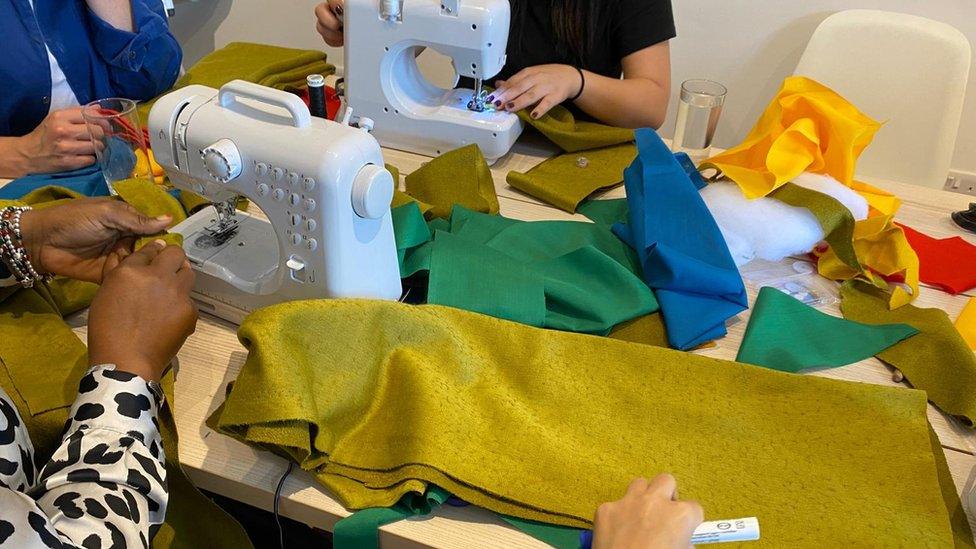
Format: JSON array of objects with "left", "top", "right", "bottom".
[{"left": 0, "top": 364, "right": 168, "bottom": 548}]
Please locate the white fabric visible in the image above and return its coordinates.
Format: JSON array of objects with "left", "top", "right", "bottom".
[
  {"left": 702, "top": 181, "right": 825, "bottom": 267},
  {"left": 795, "top": 10, "right": 971, "bottom": 189},
  {"left": 27, "top": 0, "right": 81, "bottom": 114},
  {"left": 791, "top": 172, "right": 869, "bottom": 220}
]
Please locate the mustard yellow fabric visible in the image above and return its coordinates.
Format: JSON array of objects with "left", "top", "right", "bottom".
[
  {"left": 0, "top": 189, "right": 251, "bottom": 548},
  {"left": 138, "top": 42, "right": 335, "bottom": 124},
  {"left": 840, "top": 280, "right": 976, "bottom": 427},
  {"left": 955, "top": 297, "right": 976, "bottom": 351},
  {"left": 506, "top": 143, "right": 635, "bottom": 213},
  {"left": 112, "top": 178, "right": 187, "bottom": 249},
  {"left": 209, "top": 299, "right": 966, "bottom": 546},
  {"left": 404, "top": 144, "right": 499, "bottom": 219},
  {"left": 517, "top": 105, "right": 635, "bottom": 153},
  {"left": 702, "top": 76, "right": 881, "bottom": 201}
]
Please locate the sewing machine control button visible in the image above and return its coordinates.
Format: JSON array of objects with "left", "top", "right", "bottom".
[
  {"left": 352, "top": 164, "right": 395, "bottom": 219},
  {"left": 256, "top": 183, "right": 269, "bottom": 197},
  {"left": 201, "top": 139, "right": 242, "bottom": 182},
  {"left": 288, "top": 172, "right": 301, "bottom": 187},
  {"left": 303, "top": 177, "right": 316, "bottom": 192},
  {"left": 303, "top": 198, "right": 317, "bottom": 212},
  {"left": 255, "top": 162, "right": 268, "bottom": 176},
  {"left": 286, "top": 256, "right": 306, "bottom": 278},
  {"left": 305, "top": 219, "right": 316, "bottom": 231},
  {"left": 271, "top": 167, "right": 285, "bottom": 181},
  {"left": 290, "top": 233, "right": 302, "bottom": 245},
  {"left": 272, "top": 188, "right": 286, "bottom": 201},
  {"left": 289, "top": 193, "right": 301, "bottom": 206},
  {"left": 291, "top": 214, "right": 301, "bottom": 227},
  {"left": 306, "top": 238, "right": 318, "bottom": 251}
]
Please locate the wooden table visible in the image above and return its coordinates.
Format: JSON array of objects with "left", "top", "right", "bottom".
[{"left": 4, "top": 138, "right": 976, "bottom": 547}]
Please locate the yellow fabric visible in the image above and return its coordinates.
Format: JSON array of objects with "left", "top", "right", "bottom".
[
  {"left": 210, "top": 299, "right": 967, "bottom": 546},
  {"left": 404, "top": 144, "right": 499, "bottom": 219},
  {"left": 956, "top": 297, "right": 976, "bottom": 351},
  {"left": 818, "top": 215, "right": 920, "bottom": 308},
  {"left": 703, "top": 76, "right": 882, "bottom": 201}
]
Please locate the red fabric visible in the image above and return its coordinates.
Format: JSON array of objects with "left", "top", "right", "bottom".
[
  {"left": 295, "top": 86, "right": 342, "bottom": 121},
  {"left": 898, "top": 223, "right": 976, "bottom": 294}
]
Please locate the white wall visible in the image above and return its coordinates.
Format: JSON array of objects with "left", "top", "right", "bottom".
[{"left": 168, "top": 0, "right": 976, "bottom": 174}]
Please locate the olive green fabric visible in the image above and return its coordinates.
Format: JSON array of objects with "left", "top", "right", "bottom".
[
  {"left": 138, "top": 42, "right": 335, "bottom": 124},
  {"left": 404, "top": 144, "right": 499, "bottom": 219},
  {"left": 607, "top": 313, "right": 669, "bottom": 347},
  {"left": 394, "top": 203, "right": 658, "bottom": 334},
  {"left": 0, "top": 189, "right": 251, "bottom": 548},
  {"left": 210, "top": 298, "right": 964, "bottom": 546},
  {"left": 736, "top": 287, "right": 918, "bottom": 373},
  {"left": 113, "top": 178, "right": 187, "bottom": 249},
  {"left": 770, "top": 183, "right": 861, "bottom": 273},
  {"left": 840, "top": 280, "right": 976, "bottom": 428},
  {"left": 929, "top": 425, "right": 976, "bottom": 549},
  {"left": 506, "top": 144, "right": 635, "bottom": 213},
  {"left": 517, "top": 105, "right": 635, "bottom": 153}
]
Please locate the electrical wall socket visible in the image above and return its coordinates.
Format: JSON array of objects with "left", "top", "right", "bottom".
[{"left": 945, "top": 170, "right": 976, "bottom": 197}]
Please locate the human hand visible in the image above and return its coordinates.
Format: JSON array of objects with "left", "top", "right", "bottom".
[
  {"left": 88, "top": 240, "right": 197, "bottom": 383},
  {"left": 14, "top": 107, "right": 103, "bottom": 174},
  {"left": 19, "top": 198, "right": 173, "bottom": 283},
  {"left": 593, "top": 475, "right": 703, "bottom": 549},
  {"left": 315, "top": 0, "right": 345, "bottom": 47},
  {"left": 488, "top": 64, "right": 584, "bottom": 119}
]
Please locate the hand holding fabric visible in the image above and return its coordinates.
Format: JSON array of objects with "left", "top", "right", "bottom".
[
  {"left": 592, "top": 475, "right": 703, "bottom": 549},
  {"left": 490, "top": 64, "right": 584, "bottom": 119},
  {"left": 20, "top": 198, "right": 173, "bottom": 283}
]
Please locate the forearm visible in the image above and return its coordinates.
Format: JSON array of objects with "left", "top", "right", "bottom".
[
  {"left": 573, "top": 73, "right": 670, "bottom": 129},
  {"left": 86, "top": 0, "right": 135, "bottom": 32},
  {"left": 0, "top": 136, "right": 30, "bottom": 179}
]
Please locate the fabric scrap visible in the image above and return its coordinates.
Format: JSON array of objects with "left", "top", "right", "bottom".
[
  {"left": 899, "top": 223, "right": 976, "bottom": 295},
  {"left": 736, "top": 287, "right": 917, "bottom": 373},
  {"left": 770, "top": 183, "right": 860, "bottom": 272},
  {"left": 791, "top": 172, "right": 868, "bottom": 220},
  {"left": 840, "top": 280, "right": 976, "bottom": 427},
  {"left": 956, "top": 297, "right": 976, "bottom": 351},
  {"left": 210, "top": 298, "right": 964, "bottom": 546},
  {"left": 506, "top": 143, "right": 635, "bottom": 213},
  {"left": 333, "top": 486, "right": 449, "bottom": 549},
  {"left": 517, "top": 104, "right": 634, "bottom": 153},
  {"left": 616, "top": 129, "right": 747, "bottom": 350},
  {"left": 404, "top": 144, "right": 499, "bottom": 219}
]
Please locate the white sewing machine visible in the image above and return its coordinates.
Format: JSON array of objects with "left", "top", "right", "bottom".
[
  {"left": 148, "top": 80, "right": 402, "bottom": 324},
  {"left": 342, "top": 0, "right": 523, "bottom": 163}
]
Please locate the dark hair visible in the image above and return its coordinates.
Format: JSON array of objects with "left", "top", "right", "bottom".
[{"left": 511, "top": 0, "right": 611, "bottom": 66}]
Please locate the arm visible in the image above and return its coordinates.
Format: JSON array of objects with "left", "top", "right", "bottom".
[{"left": 85, "top": 0, "right": 182, "bottom": 100}]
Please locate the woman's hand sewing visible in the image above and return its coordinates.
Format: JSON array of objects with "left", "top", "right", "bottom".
[
  {"left": 489, "top": 64, "right": 584, "bottom": 119},
  {"left": 19, "top": 198, "right": 173, "bottom": 283},
  {"left": 593, "top": 475, "right": 703, "bottom": 549},
  {"left": 88, "top": 240, "right": 197, "bottom": 382}
]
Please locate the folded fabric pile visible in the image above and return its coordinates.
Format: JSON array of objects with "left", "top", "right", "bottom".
[
  {"left": 209, "top": 298, "right": 969, "bottom": 547},
  {"left": 0, "top": 184, "right": 251, "bottom": 548}
]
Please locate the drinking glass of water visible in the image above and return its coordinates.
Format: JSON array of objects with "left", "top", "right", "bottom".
[
  {"left": 82, "top": 98, "right": 155, "bottom": 194},
  {"left": 672, "top": 79, "right": 727, "bottom": 163}
]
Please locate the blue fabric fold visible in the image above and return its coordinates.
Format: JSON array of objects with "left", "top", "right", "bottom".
[
  {"left": 613, "top": 129, "right": 748, "bottom": 350},
  {"left": 0, "top": 165, "right": 109, "bottom": 199}
]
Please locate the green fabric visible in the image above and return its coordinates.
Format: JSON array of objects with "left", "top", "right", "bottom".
[
  {"left": 770, "top": 183, "right": 861, "bottom": 273},
  {"left": 333, "top": 485, "right": 450, "bottom": 549},
  {"left": 518, "top": 105, "right": 635, "bottom": 153},
  {"left": 394, "top": 204, "right": 658, "bottom": 334},
  {"left": 138, "top": 42, "right": 335, "bottom": 124},
  {"left": 840, "top": 280, "right": 976, "bottom": 428},
  {"left": 500, "top": 516, "right": 582, "bottom": 549},
  {"left": 209, "top": 298, "right": 966, "bottom": 546},
  {"left": 404, "top": 144, "right": 499, "bottom": 219},
  {"left": 578, "top": 198, "right": 629, "bottom": 227},
  {"left": 506, "top": 144, "right": 635, "bottom": 213},
  {"left": 736, "top": 287, "right": 918, "bottom": 373},
  {"left": 0, "top": 189, "right": 252, "bottom": 548}
]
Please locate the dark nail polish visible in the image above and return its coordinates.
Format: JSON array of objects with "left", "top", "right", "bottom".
[
  {"left": 486, "top": 95, "right": 494, "bottom": 102},
  {"left": 531, "top": 112, "right": 539, "bottom": 119},
  {"left": 494, "top": 100, "right": 502, "bottom": 107}
]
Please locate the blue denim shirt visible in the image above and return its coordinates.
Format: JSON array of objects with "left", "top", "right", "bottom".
[{"left": 0, "top": 0, "right": 182, "bottom": 137}]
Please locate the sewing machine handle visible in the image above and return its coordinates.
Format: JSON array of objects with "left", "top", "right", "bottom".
[{"left": 218, "top": 80, "right": 312, "bottom": 129}]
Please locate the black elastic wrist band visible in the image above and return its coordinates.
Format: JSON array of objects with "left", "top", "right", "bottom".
[{"left": 570, "top": 66, "right": 585, "bottom": 101}]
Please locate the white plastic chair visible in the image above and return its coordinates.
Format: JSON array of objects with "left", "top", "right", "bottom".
[{"left": 794, "top": 10, "right": 971, "bottom": 189}]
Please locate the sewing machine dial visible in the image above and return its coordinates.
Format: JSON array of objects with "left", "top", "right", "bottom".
[{"left": 201, "top": 138, "right": 243, "bottom": 183}]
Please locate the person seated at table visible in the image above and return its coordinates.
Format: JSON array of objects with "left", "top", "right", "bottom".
[
  {"left": 314, "top": 0, "right": 674, "bottom": 128},
  {"left": 0, "top": 199, "right": 196, "bottom": 546},
  {"left": 0, "top": 0, "right": 182, "bottom": 179}
]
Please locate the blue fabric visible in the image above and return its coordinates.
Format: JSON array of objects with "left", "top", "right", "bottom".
[
  {"left": 674, "top": 152, "right": 708, "bottom": 190},
  {"left": 0, "top": 0, "right": 181, "bottom": 137},
  {"left": 0, "top": 165, "right": 109, "bottom": 199},
  {"left": 613, "top": 129, "right": 748, "bottom": 350}
]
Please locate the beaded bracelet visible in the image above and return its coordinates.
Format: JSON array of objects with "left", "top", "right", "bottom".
[{"left": 0, "top": 206, "right": 48, "bottom": 288}]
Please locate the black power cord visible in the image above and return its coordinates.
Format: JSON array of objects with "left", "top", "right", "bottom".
[{"left": 274, "top": 461, "right": 295, "bottom": 549}]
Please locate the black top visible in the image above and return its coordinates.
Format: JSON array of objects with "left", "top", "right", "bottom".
[{"left": 495, "top": 0, "right": 676, "bottom": 83}]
